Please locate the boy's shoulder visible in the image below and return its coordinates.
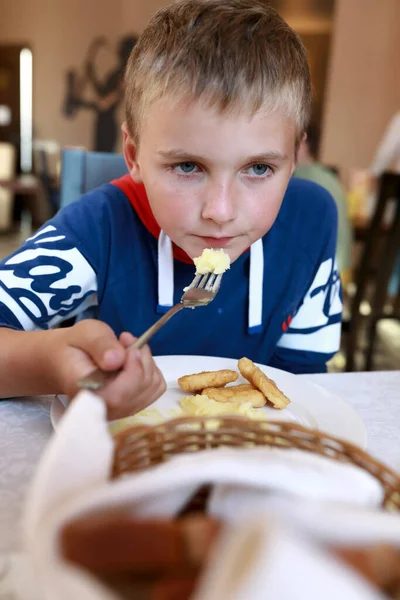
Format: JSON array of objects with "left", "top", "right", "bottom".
[
  {"left": 46, "top": 182, "right": 144, "bottom": 268},
  {"left": 54, "top": 181, "right": 142, "bottom": 244},
  {"left": 59, "top": 182, "right": 133, "bottom": 224},
  {"left": 269, "top": 176, "right": 338, "bottom": 264},
  {"left": 276, "top": 176, "right": 338, "bottom": 238},
  {"left": 281, "top": 176, "right": 337, "bottom": 222}
]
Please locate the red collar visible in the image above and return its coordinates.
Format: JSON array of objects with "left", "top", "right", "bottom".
[{"left": 112, "top": 175, "right": 193, "bottom": 264}]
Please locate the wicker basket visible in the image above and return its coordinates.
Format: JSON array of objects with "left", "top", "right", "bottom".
[{"left": 112, "top": 416, "right": 400, "bottom": 511}]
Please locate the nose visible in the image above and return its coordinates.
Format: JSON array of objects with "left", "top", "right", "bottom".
[{"left": 201, "top": 180, "right": 237, "bottom": 224}]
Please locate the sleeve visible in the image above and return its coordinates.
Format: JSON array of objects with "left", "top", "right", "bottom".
[
  {"left": 369, "top": 113, "right": 400, "bottom": 177},
  {"left": 0, "top": 196, "right": 108, "bottom": 331},
  {"left": 269, "top": 199, "right": 342, "bottom": 375},
  {"left": 334, "top": 186, "right": 353, "bottom": 274}
]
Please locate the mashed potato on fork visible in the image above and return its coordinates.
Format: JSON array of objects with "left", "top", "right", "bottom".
[{"left": 193, "top": 248, "right": 230, "bottom": 275}]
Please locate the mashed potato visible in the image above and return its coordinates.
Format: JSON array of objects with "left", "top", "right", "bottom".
[
  {"left": 180, "top": 394, "right": 267, "bottom": 420},
  {"left": 193, "top": 248, "right": 230, "bottom": 275},
  {"left": 109, "top": 408, "right": 165, "bottom": 434},
  {"left": 110, "top": 393, "right": 267, "bottom": 435}
]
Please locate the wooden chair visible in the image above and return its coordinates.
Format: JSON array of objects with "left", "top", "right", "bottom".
[
  {"left": 345, "top": 172, "right": 400, "bottom": 371},
  {"left": 33, "top": 142, "right": 61, "bottom": 215}
]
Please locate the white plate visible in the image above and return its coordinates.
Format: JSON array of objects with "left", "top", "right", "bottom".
[{"left": 50, "top": 355, "right": 367, "bottom": 448}]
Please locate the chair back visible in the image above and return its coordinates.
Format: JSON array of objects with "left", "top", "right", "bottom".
[
  {"left": 346, "top": 171, "right": 400, "bottom": 370},
  {"left": 33, "top": 140, "right": 61, "bottom": 214},
  {"left": 60, "top": 149, "right": 127, "bottom": 208}
]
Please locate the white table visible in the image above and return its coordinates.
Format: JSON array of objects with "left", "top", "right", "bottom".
[{"left": 0, "top": 371, "right": 399, "bottom": 555}]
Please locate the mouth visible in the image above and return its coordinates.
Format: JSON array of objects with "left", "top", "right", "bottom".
[{"left": 196, "top": 236, "right": 235, "bottom": 248}]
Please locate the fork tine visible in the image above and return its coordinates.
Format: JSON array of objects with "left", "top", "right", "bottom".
[
  {"left": 196, "top": 272, "right": 223, "bottom": 292},
  {"left": 197, "top": 273, "right": 210, "bottom": 289},
  {"left": 204, "top": 273, "right": 217, "bottom": 291},
  {"left": 187, "top": 271, "right": 223, "bottom": 293},
  {"left": 211, "top": 273, "right": 223, "bottom": 292},
  {"left": 186, "top": 273, "right": 202, "bottom": 290}
]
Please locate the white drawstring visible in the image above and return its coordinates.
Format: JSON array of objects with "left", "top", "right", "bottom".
[
  {"left": 157, "top": 231, "right": 174, "bottom": 313},
  {"left": 248, "top": 237, "right": 264, "bottom": 333}
]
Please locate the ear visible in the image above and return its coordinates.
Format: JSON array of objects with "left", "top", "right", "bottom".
[
  {"left": 293, "top": 131, "right": 307, "bottom": 169},
  {"left": 121, "top": 122, "right": 143, "bottom": 183}
]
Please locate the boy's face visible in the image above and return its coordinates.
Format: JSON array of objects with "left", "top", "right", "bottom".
[{"left": 123, "top": 97, "right": 297, "bottom": 263}]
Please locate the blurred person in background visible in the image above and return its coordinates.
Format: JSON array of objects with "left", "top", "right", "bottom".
[
  {"left": 294, "top": 124, "right": 354, "bottom": 288},
  {"left": 369, "top": 112, "right": 400, "bottom": 299},
  {"left": 368, "top": 110, "right": 400, "bottom": 218},
  {"left": 370, "top": 111, "right": 400, "bottom": 178}
]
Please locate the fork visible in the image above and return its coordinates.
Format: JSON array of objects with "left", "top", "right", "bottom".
[{"left": 77, "top": 271, "right": 223, "bottom": 391}]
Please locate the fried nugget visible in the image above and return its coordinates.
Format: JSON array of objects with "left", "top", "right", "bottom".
[
  {"left": 201, "top": 384, "right": 266, "bottom": 408},
  {"left": 227, "top": 383, "right": 257, "bottom": 393},
  {"left": 238, "top": 357, "right": 290, "bottom": 409},
  {"left": 178, "top": 370, "right": 238, "bottom": 393}
]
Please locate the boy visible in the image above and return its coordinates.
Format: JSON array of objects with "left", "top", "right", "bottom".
[{"left": 0, "top": 0, "right": 341, "bottom": 420}]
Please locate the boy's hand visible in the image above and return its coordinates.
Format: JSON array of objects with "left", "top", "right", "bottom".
[{"left": 53, "top": 320, "right": 166, "bottom": 420}]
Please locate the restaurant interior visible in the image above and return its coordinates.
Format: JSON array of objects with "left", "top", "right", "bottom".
[
  {"left": 0, "top": 0, "right": 399, "bottom": 372},
  {"left": 0, "top": 2, "right": 400, "bottom": 598}
]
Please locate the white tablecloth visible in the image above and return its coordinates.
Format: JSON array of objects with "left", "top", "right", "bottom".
[{"left": 0, "top": 371, "right": 399, "bottom": 555}]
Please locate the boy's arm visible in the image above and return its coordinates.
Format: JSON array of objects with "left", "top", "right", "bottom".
[
  {"left": 269, "top": 200, "right": 342, "bottom": 375},
  {"left": 0, "top": 322, "right": 166, "bottom": 420},
  {"left": 0, "top": 328, "right": 62, "bottom": 396},
  {"left": 0, "top": 221, "right": 99, "bottom": 331},
  {"left": 0, "top": 323, "right": 124, "bottom": 397},
  {"left": 0, "top": 199, "right": 166, "bottom": 418}
]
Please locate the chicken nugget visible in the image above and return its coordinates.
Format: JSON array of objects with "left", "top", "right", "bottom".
[
  {"left": 178, "top": 370, "right": 238, "bottom": 393},
  {"left": 201, "top": 384, "right": 266, "bottom": 408},
  {"left": 228, "top": 383, "right": 256, "bottom": 392},
  {"left": 238, "top": 357, "right": 290, "bottom": 409}
]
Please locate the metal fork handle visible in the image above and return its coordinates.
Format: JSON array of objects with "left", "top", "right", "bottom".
[{"left": 77, "top": 303, "right": 183, "bottom": 391}]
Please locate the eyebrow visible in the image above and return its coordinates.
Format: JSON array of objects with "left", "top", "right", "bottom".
[{"left": 157, "top": 149, "right": 289, "bottom": 163}]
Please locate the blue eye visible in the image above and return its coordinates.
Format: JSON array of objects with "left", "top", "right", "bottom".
[
  {"left": 176, "top": 162, "right": 197, "bottom": 174},
  {"left": 250, "top": 164, "right": 269, "bottom": 176}
]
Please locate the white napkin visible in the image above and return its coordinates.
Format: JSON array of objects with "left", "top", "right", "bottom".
[
  {"left": 209, "top": 487, "right": 400, "bottom": 546},
  {"left": 18, "top": 391, "right": 399, "bottom": 600},
  {"left": 24, "top": 391, "right": 114, "bottom": 543},
  {"left": 193, "top": 517, "right": 386, "bottom": 600}
]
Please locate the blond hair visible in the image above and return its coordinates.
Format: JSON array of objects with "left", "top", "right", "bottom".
[{"left": 125, "top": 0, "right": 311, "bottom": 144}]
